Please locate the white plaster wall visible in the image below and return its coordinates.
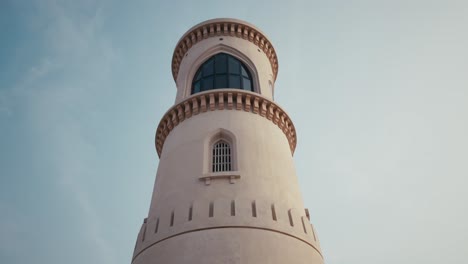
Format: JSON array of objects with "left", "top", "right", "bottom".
[
  {"left": 133, "top": 109, "right": 323, "bottom": 263},
  {"left": 175, "top": 36, "right": 275, "bottom": 102},
  {"left": 149, "top": 110, "right": 303, "bottom": 219},
  {"left": 133, "top": 229, "right": 323, "bottom": 264},
  {"left": 132, "top": 19, "right": 323, "bottom": 264}
]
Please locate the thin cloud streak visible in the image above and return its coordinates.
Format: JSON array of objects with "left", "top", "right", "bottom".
[{"left": 10, "top": 0, "right": 118, "bottom": 263}]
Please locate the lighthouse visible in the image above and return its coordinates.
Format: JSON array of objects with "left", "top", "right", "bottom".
[{"left": 131, "top": 18, "right": 324, "bottom": 264}]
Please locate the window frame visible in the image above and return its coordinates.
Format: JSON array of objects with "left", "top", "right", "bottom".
[
  {"left": 191, "top": 53, "right": 254, "bottom": 94},
  {"left": 200, "top": 128, "right": 240, "bottom": 185}
]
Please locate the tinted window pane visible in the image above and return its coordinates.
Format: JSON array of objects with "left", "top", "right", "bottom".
[
  {"left": 241, "top": 66, "right": 249, "bottom": 77},
  {"left": 229, "top": 76, "right": 241, "bottom": 88},
  {"left": 203, "top": 59, "right": 214, "bottom": 76},
  {"left": 202, "top": 76, "right": 213, "bottom": 91},
  {"left": 229, "top": 57, "right": 240, "bottom": 74},
  {"left": 215, "top": 75, "right": 228, "bottom": 88},
  {"left": 193, "top": 81, "right": 201, "bottom": 93},
  {"left": 195, "top": 71, "right": 203, "bottom": 81},
  {"left": 242, "top": 77, "right": 252, "bottom": 91},
  {"left": 215, "top": 54, "right": 227, "bottom": 73}
]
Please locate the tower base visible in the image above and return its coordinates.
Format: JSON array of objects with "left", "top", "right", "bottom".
[{"left": 132, "top": 228, "right": 323, "bottom": 264}]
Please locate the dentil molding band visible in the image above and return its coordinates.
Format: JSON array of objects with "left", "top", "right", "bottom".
[
  {"left": 172, "top": 18, "right": 279, "bottom": 82},
  {"left": 155, "top": 89, "right": 297, "bottom": 157}
]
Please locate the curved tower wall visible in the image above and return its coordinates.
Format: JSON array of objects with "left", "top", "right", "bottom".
[
  {"left": 132, "top": 18, "right": 324, "bottom": 264},
  {"left": 175, "top": 36, "right": 275, "bottom": 102}
]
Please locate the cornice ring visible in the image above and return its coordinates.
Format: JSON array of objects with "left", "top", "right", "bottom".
[
  {"left": 155, "top": 89, "right": 296, "bottom": 157},
  {"left": 171, "top": 18, "right": 279, "bottom": 82}
]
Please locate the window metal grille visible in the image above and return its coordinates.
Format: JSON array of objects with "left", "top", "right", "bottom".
[{"left": 212, "top": 140, "right": 232, "bottom": 172}]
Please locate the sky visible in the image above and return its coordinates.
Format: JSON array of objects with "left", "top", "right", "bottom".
[{"left": 1, "top": 0, "right": 467, "bottom": 263}]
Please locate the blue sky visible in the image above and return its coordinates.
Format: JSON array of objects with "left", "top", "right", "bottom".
[{"left": 1, "top": 0, "right": 467, "bottom": 263}]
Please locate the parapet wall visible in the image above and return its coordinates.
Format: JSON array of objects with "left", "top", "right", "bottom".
[{"left": 133, "top": 198, "right": 322, "bottom": 262}]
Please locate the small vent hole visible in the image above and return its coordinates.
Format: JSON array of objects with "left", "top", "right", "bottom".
[
  {"left": 170, "top": 211, "right": 174, "bottom": 227},
  {"left": 231, "top": 200, "right": 236, "bottom": 216},
  {"left": 209, "top": 202, "right": 214, "bottom": 218},
  {"left": 251, "top": 201, "right": 257, "bottom": 218},
  {"left": 271, "top": 204, "right": 277, "bottom": 221},
  {"left": 141, "top": 224, "right": 147, "bottom": 242},
  {"left": 288, "top": 209, "right": 294, "bottom": 227},
  {"left": 301, "top": 217, "right": 308, "bottom": 234},
  {"left": 155, "top": 218, "right": 159, "bottom": 233},
  {"left": 188, "top": 205, "right": 193, "bottom": 221}
]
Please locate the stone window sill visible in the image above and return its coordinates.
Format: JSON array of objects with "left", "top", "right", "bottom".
[{"left": 199, "top": 171, "right": 241, "bottom": 185}]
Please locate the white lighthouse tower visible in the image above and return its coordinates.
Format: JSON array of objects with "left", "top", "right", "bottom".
[{"left": 131, "top": 18, "right": 324, "bottom": 264}]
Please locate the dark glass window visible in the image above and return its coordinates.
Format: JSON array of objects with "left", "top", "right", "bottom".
[
  {"left": 215, "top": 75, "right": 227, "bottom": 87},
  {"left": 215, "top": 55, "right": 227, "bottom": 74},
  {"left": 229, "top": 76, "right": 241, "bottom": 88},
  {"left": 203, "top": 60, "right": 214, "bottom": 76},
  {"left": 228, "top": 57, "right": 240, "bottom": 74},
  {"left": 192, "top": 53, "right": 254, "bottom": 94},
  {"left": 242, "top": 77, "right": 251, "bottom": 91}
]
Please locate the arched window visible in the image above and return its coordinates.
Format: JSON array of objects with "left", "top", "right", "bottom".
[
  {"left": 212, "top": 139, "right": 232, "bottom": 172},
  {"left": 192, "top": 53, "right": 253, "bottom": 94}
]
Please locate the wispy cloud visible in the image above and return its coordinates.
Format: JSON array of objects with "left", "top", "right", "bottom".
[{"left": 5, "top": 0, "right": 118, "bottom": 263}]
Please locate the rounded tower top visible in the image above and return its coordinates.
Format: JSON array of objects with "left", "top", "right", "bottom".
[{"left": 171, "top": 18, "right": 279, "bottom": 83}]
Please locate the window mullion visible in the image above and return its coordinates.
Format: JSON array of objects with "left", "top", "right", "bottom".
[
  {"left": 239, "top": 64, "right": 242, "bottom": 89},
  {"left": 216, "top": 145, "right": 219, "bottom": 172},
  {"left": 222, "top": 144, "right": 224, "bottom": 172}
]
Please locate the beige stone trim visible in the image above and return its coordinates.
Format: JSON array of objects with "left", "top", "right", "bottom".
[
  {"left": 155, "top": 89, "right": 297, "bottom": 157},
  {"left": 172, "top": 18, "right": 279, "bottom": 82},
  {"left": 200, "top": 171, "right": 241, "bottom": 185}
]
